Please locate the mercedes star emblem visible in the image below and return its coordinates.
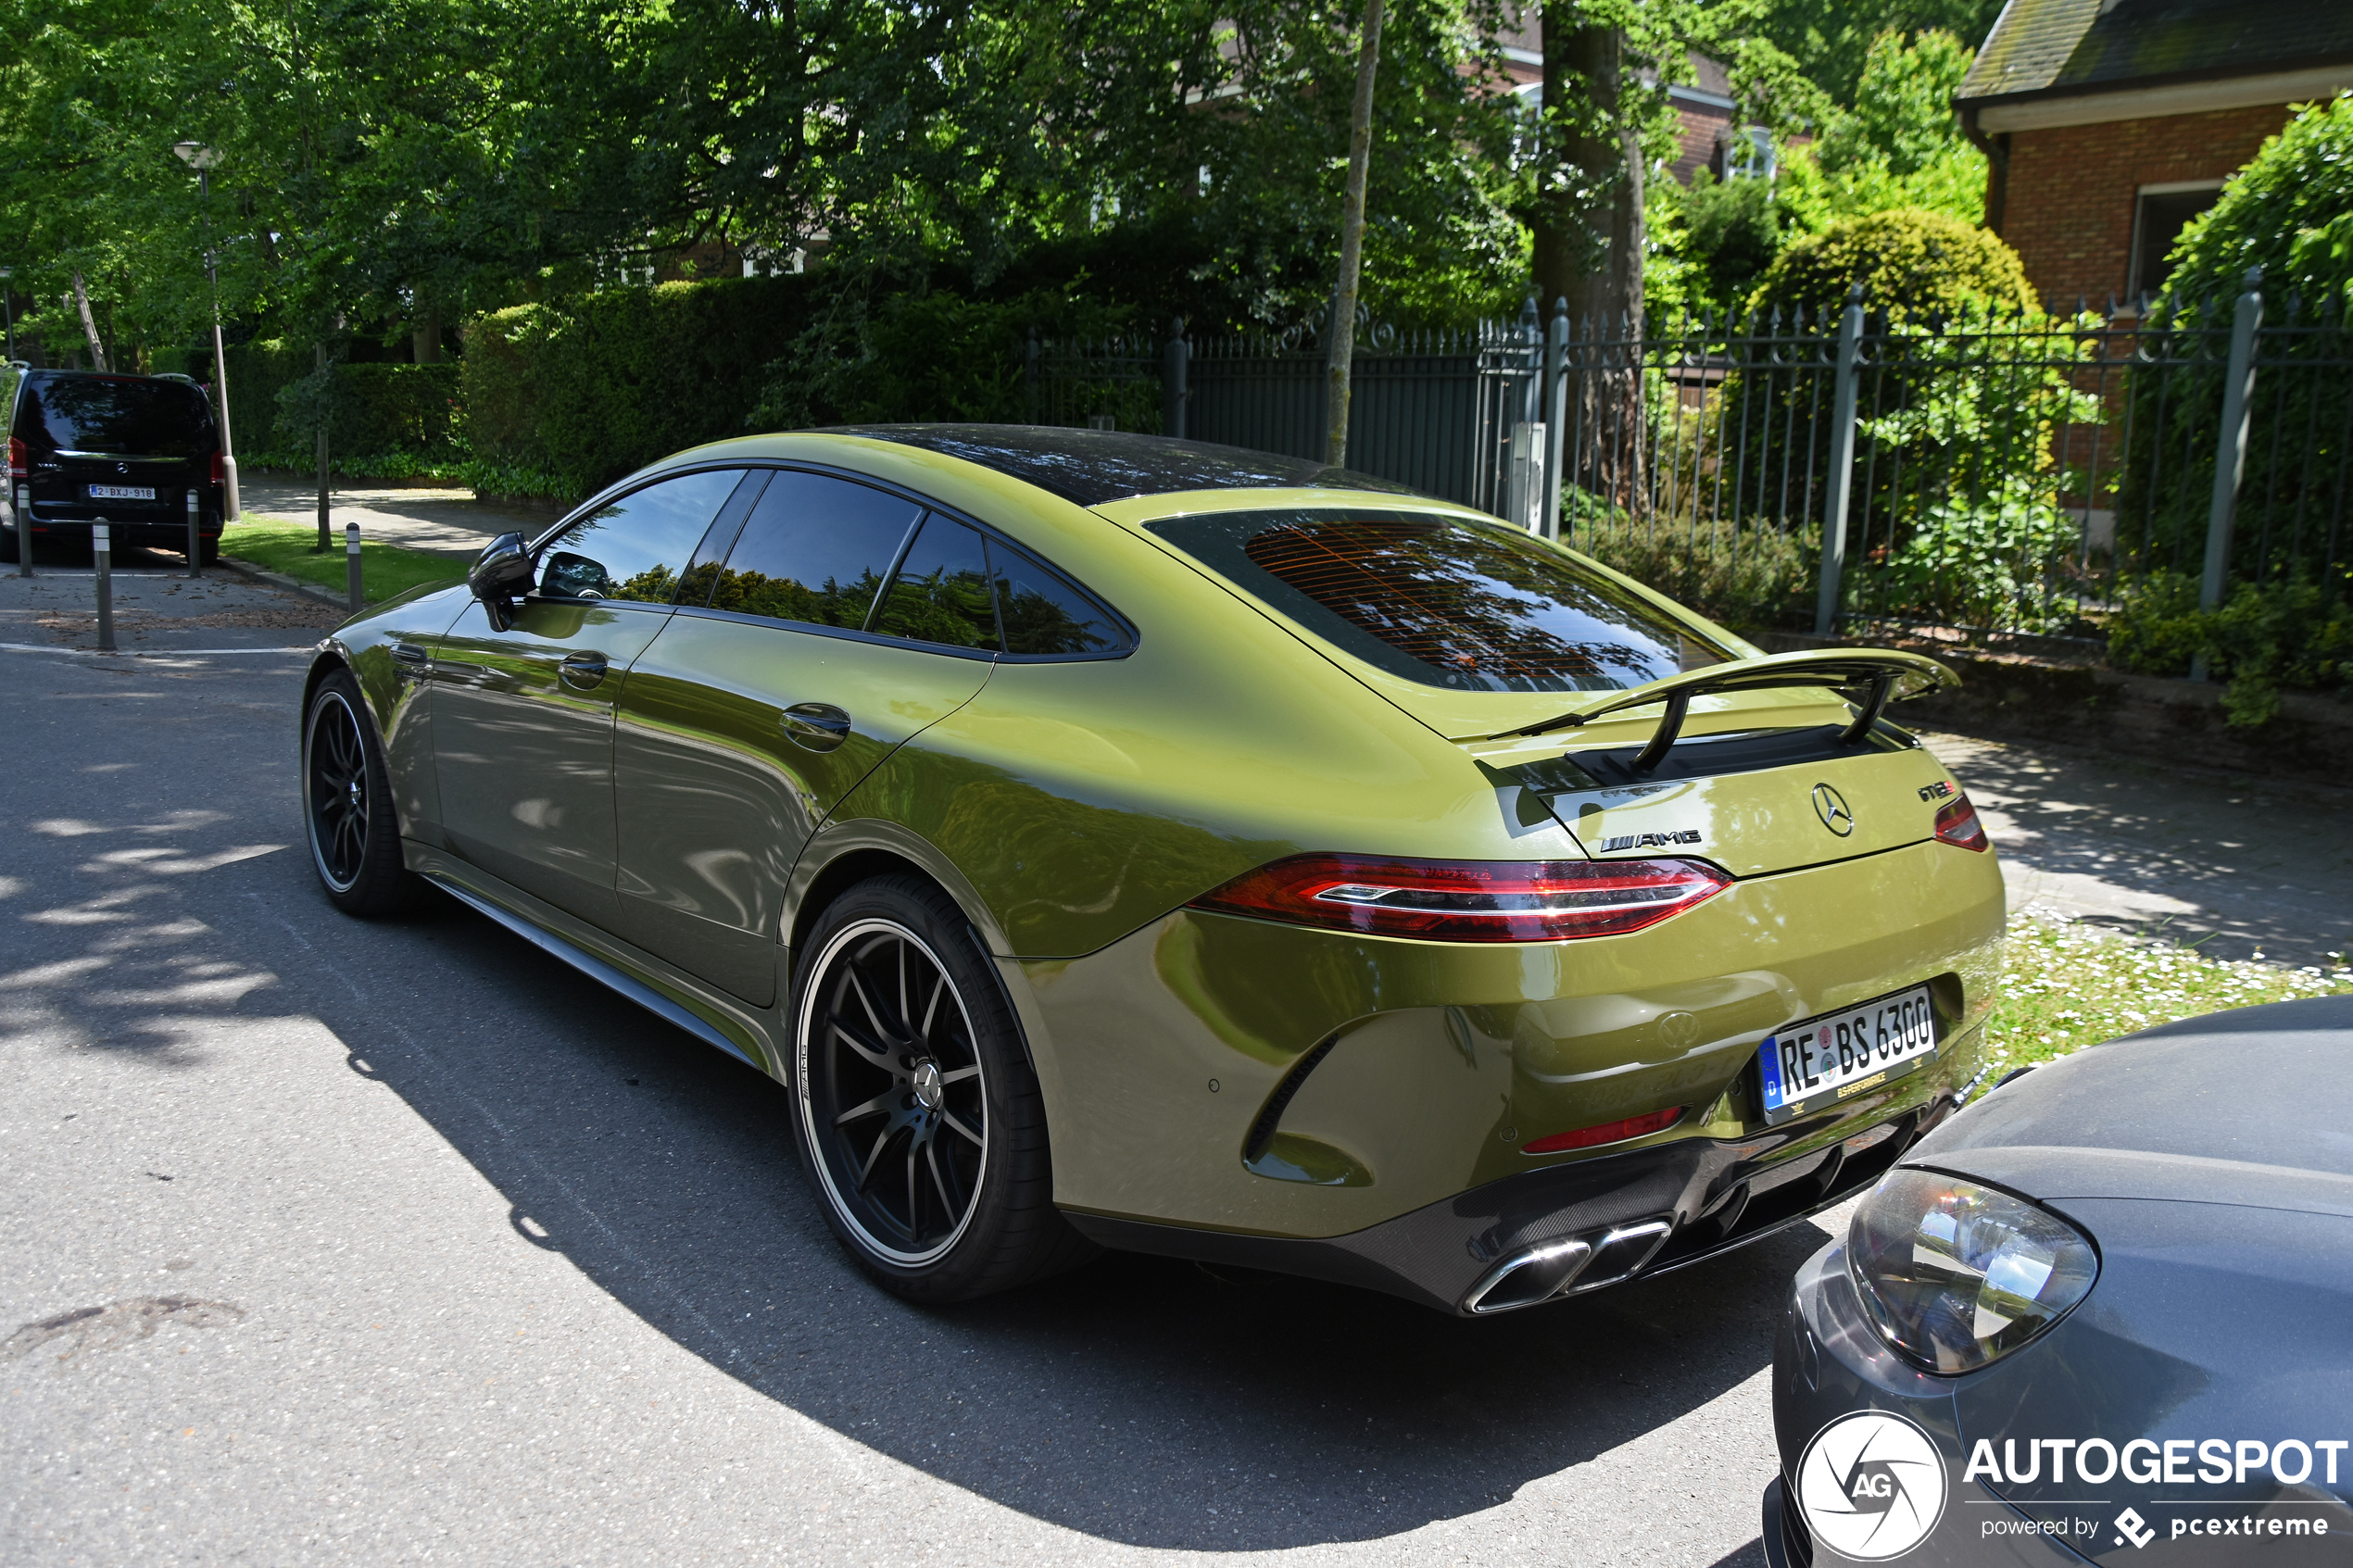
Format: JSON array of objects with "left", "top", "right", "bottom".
[{"left": 1811, "top": 783, "right": 1856, "bottom": 836}]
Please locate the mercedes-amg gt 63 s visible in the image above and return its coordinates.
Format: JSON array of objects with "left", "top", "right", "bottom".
[{"left": 297, "top": 427, "right": 2005, "bottom": 1313}]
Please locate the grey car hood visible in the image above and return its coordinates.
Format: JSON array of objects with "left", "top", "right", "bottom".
[{"left": 1901, "top": 995, "right": 2353, "bottom": 1213}]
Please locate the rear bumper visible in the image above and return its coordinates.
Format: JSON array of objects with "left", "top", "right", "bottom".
[
  {"left": 1022, "top": 836, "right": 2005, "bottom": 1251},
  {"left": 1065, "top": 1087, "right": 1961, "bottom": 1314}
]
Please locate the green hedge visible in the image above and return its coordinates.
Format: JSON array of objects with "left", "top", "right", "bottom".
[
  {"left": 463, "top": 274, "right": 817, "bottom": 503},
  {"left": 221, "top": 342, "right": 461, "bottom": 473}
]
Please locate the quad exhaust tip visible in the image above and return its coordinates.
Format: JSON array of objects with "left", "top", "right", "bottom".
[{"left": 1461, "top": 1219, "right": 1675, "bottom": 1314}]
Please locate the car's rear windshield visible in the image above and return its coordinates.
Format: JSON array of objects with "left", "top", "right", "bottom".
[
  {"left": 1146, "top": 509, "right": 1731, "bottom": 693},
  {"left": 17, "top": 376, "right": 215, "bottom": 458}
]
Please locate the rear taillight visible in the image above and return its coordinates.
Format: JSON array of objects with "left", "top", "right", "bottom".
[
  {"left": 1187, "top": 855, "right": 1730, "bottom": 943},
  {"left": 1523, "top": 1107, "right": 1684, "bottom": 1155},
  {"left": 6, "top": 437, "right": 24, "bottom": 479},
  {"left": 1933, "top": 794, "right": 1989, "bottom": 851},
  {"left": 208, "top": 451, "right": 225, "bottom": 485}
]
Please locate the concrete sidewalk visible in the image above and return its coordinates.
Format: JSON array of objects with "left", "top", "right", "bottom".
[{"left": 237, "top": 474, "right": 550, "bottom": 560}]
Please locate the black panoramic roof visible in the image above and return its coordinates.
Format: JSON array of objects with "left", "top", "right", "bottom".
[{"left": 827, "top": 424, "right": 1424, "bottom": 508}]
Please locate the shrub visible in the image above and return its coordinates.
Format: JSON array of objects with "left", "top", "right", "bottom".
[
  {"left": 1568, "top": 497, "right": 1818, "bottom": 630},
  {"left": 271, "top": 362, "right": 461, "bottom": 461},
  {"left": 1670, "top": 172, "right": 1786, "bottom": 320},
  {"left": 1849, "top": 314, "right": 2101, "bottom": 632},
  {"left": 462, "top": 274, "right": 817, "bottom": 503},
  {"left": 2116, "top": 96, "right": 2353, "bottom": 588},
  {"left": 2107, "top": 569, "right": 2353, "bottom": 725},
  {"left": 1750, "top": 207, "right": 2034, "bottom": 320},
  {"left": 2165, "top": 93, "right": 2353, "bottom": 315}
]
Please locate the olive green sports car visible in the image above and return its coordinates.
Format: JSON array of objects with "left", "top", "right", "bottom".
[{"left": 300, "top": 427, "right": 2005, "bottom": 1313}]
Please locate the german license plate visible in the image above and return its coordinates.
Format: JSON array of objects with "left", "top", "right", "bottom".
[
  {"left": 1757, "top": 984, "right": 1938, "bottom": 1124},
  {"left": 88, "top": 484, "right": 156, "bottom": 500}
]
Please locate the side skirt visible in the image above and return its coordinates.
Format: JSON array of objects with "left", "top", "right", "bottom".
[{"left": 407, "top": 843, "right": 783, "bottom": 1077}]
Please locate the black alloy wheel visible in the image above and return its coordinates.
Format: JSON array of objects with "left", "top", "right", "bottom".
[
  {"left": 302, "top": 669, "right": 422, "bottom": 916},
  {"left": 791, "top": 876, "right": 1093, "bottom": 1300},
  {"left": 802, "top": 918, "right": 988, "bottom": 1261}
]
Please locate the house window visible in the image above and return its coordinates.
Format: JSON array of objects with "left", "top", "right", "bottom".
[
  {"left": 2130, "top": 182, "right": 2224, "bottom": 301},
  {"left": 1722, "top": 126, "right": 1775, "bottom": 182}
]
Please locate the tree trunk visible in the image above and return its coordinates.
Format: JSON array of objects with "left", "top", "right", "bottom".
[
  {"left": 411, "top": 304, "right": 444, "bottom": 364},
  {"left": 1324, "top": 0, "right": 1388, "bottom": 470},
  {"left": 70, "top": 274, "right": 108, "bottom": 372},
  {"left": 1533, "top": 13, "right": 1645, "bottom": 516}
]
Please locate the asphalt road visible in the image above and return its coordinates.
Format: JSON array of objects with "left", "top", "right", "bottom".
[
  {"left": 2, "top": 571, "right": 1817, "bottom": 1567},
  {"left": 8, "top": 567, "right": 2345, "bottom": 1566}
]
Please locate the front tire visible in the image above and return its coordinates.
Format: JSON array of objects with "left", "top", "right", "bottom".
[
  {"left": 790, "top": 876, "right": 1091, "bottom": 1302},
  {"left": 302, "top": 669, "right": 422, "bottom": 916}
]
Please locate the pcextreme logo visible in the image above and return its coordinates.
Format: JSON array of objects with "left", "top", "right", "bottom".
[{"left": 1794, "top": 1411, "right": 1949, "bottom": 1561}]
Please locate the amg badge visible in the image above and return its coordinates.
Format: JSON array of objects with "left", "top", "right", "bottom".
[{"left": 1601, "top": 829, "right": 1702, "bottom": 852}]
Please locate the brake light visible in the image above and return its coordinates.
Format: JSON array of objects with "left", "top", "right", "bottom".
[
  {"left": 208, "top": 451, "right": 225, "bottom": 486},
  {"left": 1933, "top": 794, "right": 1989, "bottom": 851},
  {"left": 1523, "top": 1107, "right": 1684, "bottom": 1155},
  {"left": 1187, "top": 855, "right": 1730, "bottom": 943},
  {"left": 7, "top": 437, "right": 24, "bottom": 479}
]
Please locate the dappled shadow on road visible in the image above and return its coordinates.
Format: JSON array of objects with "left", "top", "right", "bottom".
[
  {"left": 1930, "top": 730, "right": 2353, "bottom": 966},
  {"left": 2, "top": 684, "right": 1791, "bottom": 1557}
]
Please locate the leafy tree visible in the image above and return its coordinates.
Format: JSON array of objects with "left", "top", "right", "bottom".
[
  {"left": 1775, "top": 29, "right": 1986, "bottom": 232},
  {"left": 1745, "top": 0, "right": 2004, "bottom": 107}
]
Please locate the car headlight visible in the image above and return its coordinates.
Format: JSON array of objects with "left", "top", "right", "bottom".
[{"left": 1847, "top": 1168, "right": 2098, "bottom": 1374}]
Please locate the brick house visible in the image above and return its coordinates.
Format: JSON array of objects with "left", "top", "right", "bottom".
[{"left": 1954, "top": 0, "right": 2353, "bottom": 310}]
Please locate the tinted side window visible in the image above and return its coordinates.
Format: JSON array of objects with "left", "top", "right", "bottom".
[
  {"left": 700, "top": 470, "right": 924, "bottom": 628},
  {"left": 991, "top": 549, "right": 1126, "bottom": 657},
  {"left": 536, "top": 470, "right": 747, "bottom": 605},
  {"left": 871, "top": 516, "right": 1000, "bottom": 651}
]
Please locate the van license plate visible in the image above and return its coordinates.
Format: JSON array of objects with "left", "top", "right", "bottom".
[
  {"left": 1756, "top": 984, "right": 1938, "bottom": 1124},
  {"left": 88, "top": 484, "right": 156, "bottom": 501}
]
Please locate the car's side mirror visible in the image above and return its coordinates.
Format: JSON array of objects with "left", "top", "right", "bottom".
[{"left": 468, "top": 533, "right": 533, "bottom": 630}]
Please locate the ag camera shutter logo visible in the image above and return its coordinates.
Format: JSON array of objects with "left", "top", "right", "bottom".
[{"left": 1794, "top": 1411, "right": 1949, "bottom": 1560}]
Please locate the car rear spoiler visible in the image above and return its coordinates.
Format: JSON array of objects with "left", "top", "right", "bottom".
[{"left": 1491, "top": 649, "right": 1958, "bottom": 771}]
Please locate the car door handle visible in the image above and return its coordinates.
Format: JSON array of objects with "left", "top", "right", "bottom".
[
  {"left": 780, "top": 702, "right": 852, "bottom": 752},
  {"left": 558, "top": 652, "right": 610, "bottom": 690}
]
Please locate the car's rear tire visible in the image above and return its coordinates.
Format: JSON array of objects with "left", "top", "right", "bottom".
[
  {"left": 789, "top": 875, "right": 1093, "bottom": 1302},
  {"left": 302, "top": 669, "right": 423, "bottom": 917}
]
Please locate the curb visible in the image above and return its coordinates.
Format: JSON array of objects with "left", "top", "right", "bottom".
[{"left": 216, "top": 554, "right": 371, "bottom": 614}]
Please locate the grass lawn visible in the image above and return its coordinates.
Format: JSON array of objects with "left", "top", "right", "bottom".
[
  {"left": 220, "top": 521, "right": 464, "bottom": 605},
  {"left": 1985, "top": 906, "right": 2351, "bottom": 1074}
]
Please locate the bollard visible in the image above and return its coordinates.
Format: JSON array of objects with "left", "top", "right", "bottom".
[
  {"left": 14, "top": 483, "right": 29, "bottom": 577},
  {"left": 94, "top": 521, "right": 116, "bottom": 652},
  {"left": 346, "top": 520, "right": 362, "bottom": 612},
  {"left": 186, "top": 487, "right": 204, "bottom": 579}
]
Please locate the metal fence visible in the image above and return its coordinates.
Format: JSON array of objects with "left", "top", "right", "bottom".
[
  {"left": 1027, "top": 287, "right": 2353, "bottom": 639},
  {"left": 1028, "top": 307, "right": 1550, "bottom": 521}
]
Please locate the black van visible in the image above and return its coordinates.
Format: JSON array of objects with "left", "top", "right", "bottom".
[{"left": 6, "top": 369, "right": 233, "bottom": 564}]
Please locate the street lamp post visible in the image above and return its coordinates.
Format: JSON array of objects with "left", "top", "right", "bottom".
[
  {"left": 0, "top": 266, "right": 16, "bottom": 362},
  {"left": 172, "top": 141, "right": 238, "bottom": 525}
]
